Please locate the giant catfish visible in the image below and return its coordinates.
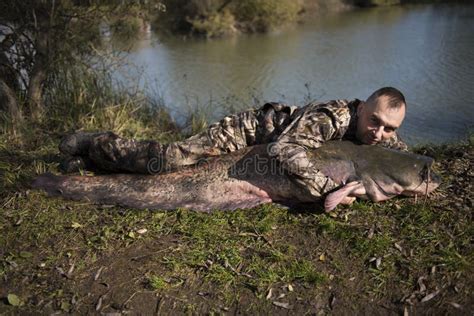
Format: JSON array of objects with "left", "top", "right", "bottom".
[{"left": 32, "top": 141, "right": 440, "bottom": 212}]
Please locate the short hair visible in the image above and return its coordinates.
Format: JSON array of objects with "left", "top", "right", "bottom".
[{"left": 366, "top": 87, "right": 406, "bottom": 109}]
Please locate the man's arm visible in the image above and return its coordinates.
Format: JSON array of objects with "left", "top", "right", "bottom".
[{"left": 270, "top": 101, "right": 352, "bottom": 199}]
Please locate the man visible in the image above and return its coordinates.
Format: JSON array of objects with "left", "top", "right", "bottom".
[{"left": 59, "top": 86, "right": 407, "bottom": 200}]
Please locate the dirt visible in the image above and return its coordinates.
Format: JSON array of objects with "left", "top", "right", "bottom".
[{"left": 0, "top": 142, "right": 472, "bottom": 315}]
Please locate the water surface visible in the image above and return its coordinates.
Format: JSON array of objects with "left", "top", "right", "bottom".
[{"left": 117, "top": 4, "right": 474, "bottom": 144}]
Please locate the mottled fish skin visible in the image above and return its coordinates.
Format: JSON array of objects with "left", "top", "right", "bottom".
[{"left": 32, "top": 141, "right": 440, "bottom": 212}]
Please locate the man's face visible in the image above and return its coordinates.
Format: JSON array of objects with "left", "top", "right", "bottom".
[{"left": 356, "top": 96, "right": 406, "bottom": 145}]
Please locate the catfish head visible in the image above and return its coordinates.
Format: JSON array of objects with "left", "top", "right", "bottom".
[{"left": 324, "top": 145, "right": 441, "bottom": 211}]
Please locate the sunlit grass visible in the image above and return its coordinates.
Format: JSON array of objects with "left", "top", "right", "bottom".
[{"left": 1, "top": 77, "right": 472, "bottom": 314}]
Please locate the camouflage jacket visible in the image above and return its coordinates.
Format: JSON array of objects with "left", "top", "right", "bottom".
[
  {"left": 79, "top": 98, "right": 407, "bottom": 200},
  {"left": 267, "top": 99, "right": 407, "bottom": 199}
]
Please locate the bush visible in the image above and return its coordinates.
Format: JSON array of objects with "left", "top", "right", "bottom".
[
  {"left": 0, "top": 58, "right": 181, "bottom": 150},
  {"left": 234, "top": 0, "right": 303, "bottom": 32},
  {"left": 189, "top": 10, "right": 237, "bottom": 38},
  {"left": 156, "top": 0, "right": 304, "bottom": 37}
]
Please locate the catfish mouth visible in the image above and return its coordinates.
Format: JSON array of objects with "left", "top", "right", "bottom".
[
  {"left": 400, "top": 165, "right": 441, "bottom": 197},
  {"left": 401, "top": 179, "right": 440, "bottom": 196},
  {"left": 373, "top": 180, "right": 398, "bottom": 200},
  {"left": 364, "top": 177, "right": 401, "bottom": 202},
  {"left": 366, "top": 162, "right": 441, "bottom": 202}
]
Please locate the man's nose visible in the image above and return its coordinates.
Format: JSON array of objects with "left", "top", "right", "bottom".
[{"left": 374, "top": 126, "right": 384, "bottom": 140}]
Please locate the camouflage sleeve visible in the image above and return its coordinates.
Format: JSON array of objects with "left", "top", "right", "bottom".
[
  {"left": 380, "top": 132, "right": 408, "bottom": 151},
  {"left": 270, "top": 100, "right": 352, "bottom": 199}
]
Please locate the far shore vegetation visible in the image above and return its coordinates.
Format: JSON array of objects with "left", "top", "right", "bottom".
[
  {"left": 157, "top": 0, "right": 471, "bottom": 37},
  {"left": 0, "top": 0, "right": 472, "bottom": 314}
]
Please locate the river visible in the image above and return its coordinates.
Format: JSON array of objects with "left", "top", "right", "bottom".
[{"left": 115, "top": 3, "right": 474, "bottom": 145}]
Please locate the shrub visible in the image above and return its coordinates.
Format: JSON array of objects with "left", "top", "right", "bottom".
[
  {"left": 189, "top": 10, "right": 237, "bottom": 38},
  {"left": 233, "top": 0, "right": 303, "bottom": 32}
]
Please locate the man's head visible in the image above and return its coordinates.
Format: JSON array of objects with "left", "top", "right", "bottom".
[{"left": 356, "top": 87, "right": 406, "bottom": 145}]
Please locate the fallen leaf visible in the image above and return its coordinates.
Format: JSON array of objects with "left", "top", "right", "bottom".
[
  {"left": 71, "top": 222, "right": 82, "bottom": 229},
  {"left": 137, "top": 228, "right": 148, "bottom": 234},
  {"left": 67, "top": 264, "right": 75, "bottom": 276},
  {"left": 96, "top": 296, "right": 103, "bottom": 311},
  {"left": 421, "top": 290, "right": 440, "bottom": 303},
  {"left": 319, "top": 254, "right": 326, "bottom": 262},
  {"left": 448, "top": 302, "right": 462, "bottom": 309},
  {"left": 61, "top": 301, "right": 71, "bottom": 311},
  {"left": 273, "top": 301, "right": 291, "bottom": 309},
  {"left": 375, "top": 257, "right": 382, "bottom": 269},
  {"left": 288, "top": 284, "right": 294, "bottom": 292},
  {"left": 367, "top": 226, "right": 375, "bottom": 239},
  {"left": 56, "top": 267, "right": 66, "bottom": 277},
  {"left": 7, "top": 294, "right": 22, "bottom": 306},
  {"left": 94, "top": 266, "right": 105, "bottom": 281},
  {"left": 394, "top": 242, "right": 403, "bottom": 252},
  {"left": 417, "top": 276, "right": 426, "bottom": 293},
  {"left": 266, "top": 288, "right": 273, "bottom": 300}
]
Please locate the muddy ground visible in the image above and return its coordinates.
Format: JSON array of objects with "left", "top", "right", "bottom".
[{"left": 0, "top": 141, "right": 472, "bottom": 315}]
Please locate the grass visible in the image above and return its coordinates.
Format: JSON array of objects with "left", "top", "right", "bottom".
[
  {"left": 0, "top": 59, "right": 472, "bottom": 313},
  {"left": 1, "top": 98, "right": 473, "bottom": 312},
  {"left": 0, "top": 140, "right": 472, "bottom": 313}
]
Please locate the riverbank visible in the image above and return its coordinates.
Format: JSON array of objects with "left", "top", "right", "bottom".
[
  {"left": 0, "top": 108, "right": 472, "bottom": 313},
  {"left": 152, "top": 0, "right": 472, "bottom": 37}
]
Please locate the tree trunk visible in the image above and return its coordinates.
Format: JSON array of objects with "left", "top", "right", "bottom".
[
  {"left": 27, "top": 30, "right": 48, "bottom": 121},
  {"left": 0, "top": 49, "right": 22, "bottom": 128},
  {"left": 0, "top": 78, "right": 22, "bottom": 126}
]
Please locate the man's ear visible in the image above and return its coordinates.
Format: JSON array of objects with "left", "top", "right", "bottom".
[{"left": 357, "top": 101, "right": 365, "bottom": 116}]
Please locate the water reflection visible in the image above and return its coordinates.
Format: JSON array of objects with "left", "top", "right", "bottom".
[{"left": 116, "top": 4, "right": 474, "bottom": 144}]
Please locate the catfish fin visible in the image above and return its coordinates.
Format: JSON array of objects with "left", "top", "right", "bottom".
[{"left": 324, "top": 181, "right": 364, "bottom": 212}]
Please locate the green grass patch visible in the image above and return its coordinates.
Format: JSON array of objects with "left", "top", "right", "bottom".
[{"left": 1, "top": 81, "right": 472, "bottom": 314}]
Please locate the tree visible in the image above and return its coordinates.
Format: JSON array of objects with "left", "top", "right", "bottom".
[{"left": 0, "top": 0, "right": 163, "bottom": 123}]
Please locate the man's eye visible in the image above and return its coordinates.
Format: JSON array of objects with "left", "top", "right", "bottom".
[
  {"left": 385, "top": 127, "right": 395, "bottom": 133},
  {"left": 371, "top": 117, "right": 379, "bottom": 124}
]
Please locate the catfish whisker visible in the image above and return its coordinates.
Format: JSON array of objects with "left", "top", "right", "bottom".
[{"left": 422, "top": 167, "right": 430, "bottom": 207}]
